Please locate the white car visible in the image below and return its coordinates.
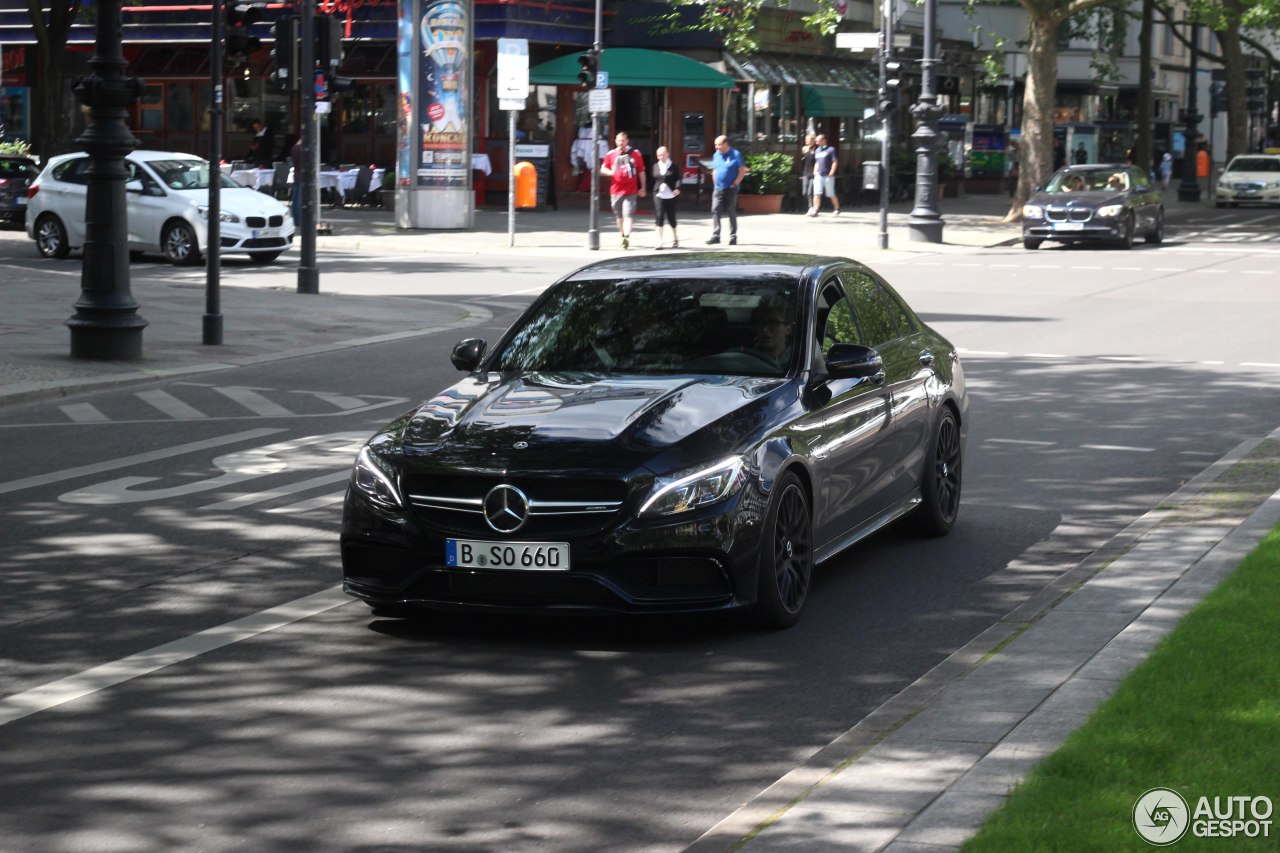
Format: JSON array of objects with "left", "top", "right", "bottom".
[
  {"left": 1214, "top": 154, "right": 1280, "bottom": 208},
  {"left": 26, "top": 150, "right": 295, "bottom": 264}
]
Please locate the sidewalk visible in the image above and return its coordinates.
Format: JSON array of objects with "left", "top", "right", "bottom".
[{"left": 0, "top": 195, "right": 1019, "bottom": 404}]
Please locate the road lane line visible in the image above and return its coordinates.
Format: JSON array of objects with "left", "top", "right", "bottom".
[
  {"left": 136, "top": 389, "right": 207, "bottom": 420},
  {"left": 200, "top": 470, "right": 351, "bottom": 510},
  {"left": 59, "top": 403, "right": 109, "bottom": 423},
  {"left": 215, "top": 386, "right": 295, "bottom": 417},
  {"left": 1241, "top": 362, "right": 1280, "bottom": 369},
  {"left": 0, "top": 587, "right": 350, "bottom": 727},
  {"left": 1080, "top": 444, "right": 1155, "bottom": 452},
  {"left": 0, "top": 428, "right": 284, "bottom": 496},
  {"left": 986, "top": 438, "right": 1056, "bottom": 447}
]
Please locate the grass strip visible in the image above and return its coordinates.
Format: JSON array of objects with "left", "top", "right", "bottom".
[{"left": 963, "top": 521, "right": 1280, "bottom": 853}]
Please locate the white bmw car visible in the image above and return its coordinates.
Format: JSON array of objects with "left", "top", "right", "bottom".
[{"left": 26, "top": 150, "right": 295, "bottom": 265}]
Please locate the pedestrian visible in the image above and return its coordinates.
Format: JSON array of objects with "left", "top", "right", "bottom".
[
  {"left": 807, "top": 133, "right": 840, "bottom": 216},
  {"left": 246, "top": 119, "right": 274, "bottom": 169},
  {"left": 706, "top": 135, "right": 746, "bottom": 245},
  {"left": 1159, "top": 151, "right": 1173, "bottom": 190},
  {"left": 600, "top": 130, "right": 646, "bottom": 250},
  {"left": 1073, "top": 142, "right": 1087, "bottom": 165},
  {"left": 800, "top": 132, "right": 817, "bottom": 214},
  {"left": 651, "top": 146, "right": 681, "bottom": 249}
]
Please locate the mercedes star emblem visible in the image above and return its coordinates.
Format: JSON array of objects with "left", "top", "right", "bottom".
[{"left": 483, "top": 484, "right": 531, "bottom": 533}]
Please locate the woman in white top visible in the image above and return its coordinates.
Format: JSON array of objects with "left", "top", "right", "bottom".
[{"left": 652, "top": 146, "right": 681, "bottom": 249}]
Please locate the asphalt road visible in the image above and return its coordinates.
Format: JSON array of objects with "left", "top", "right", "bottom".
[{"left": 0, "top": 204, "right": 1277, "bottom": 851}]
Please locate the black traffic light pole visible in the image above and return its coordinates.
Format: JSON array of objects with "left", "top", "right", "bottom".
[
  {"left": 297, "top": 0, "right": 319, "bottom": 294},
  {"left": 205, "top": 0, "right": 226, "bottom": 345},
  {"left": 586, "top": 0, "right": 602, "bottom": 250}
]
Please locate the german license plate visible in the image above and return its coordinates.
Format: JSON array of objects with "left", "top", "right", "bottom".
[
  {"left": 252, "top": 228, "right": 277, "bottom": 238},
  {"left": 1054, "top": 221, "right": 1084, "bottom": 231},
  {"left": 16, "top": 197, "right": 27, "bottom": 205},
  {"left": 446, "top": 539, "right": 570, "bottom": 571}
]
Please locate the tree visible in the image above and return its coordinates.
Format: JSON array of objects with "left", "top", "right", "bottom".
[{"left": 25, "top": 0, "right": 87, "bottom": 156}]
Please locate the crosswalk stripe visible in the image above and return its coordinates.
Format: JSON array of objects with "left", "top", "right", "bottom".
[
  {"left": 136, "top": 389, "right": 207, "bottom": 420},
  {"left": 214, "top": 386, "right": 295, "bottom": 417},
  {"left": 296, "top": 391, "right": 372, "bottom": 411},
  {"left": 59, "top": 403, "right": 109, "bottom": 423}
]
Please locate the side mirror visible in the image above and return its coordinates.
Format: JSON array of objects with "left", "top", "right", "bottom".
[
  {"left": 124, "top": 180, "right": 144, "bottom": 193},
  {"left": 450, "top": 337, "right": 487, "bottom": 372},
  {"left": 825, "top": 343, "right": 885, "bottom": 382}
]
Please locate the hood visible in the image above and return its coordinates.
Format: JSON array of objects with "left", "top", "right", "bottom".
[
  {"left": 1030, "top": 190, "right": 1121, "bottom": 206},
  {"left": 197, "top": 186, "right": 292, "bottom": 218},
  {"left": 393, "top": 372, "right": 786, "bottom": 473}
]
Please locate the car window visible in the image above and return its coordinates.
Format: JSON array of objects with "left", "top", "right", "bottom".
[
  {"left": 145, "top": 158, "right": 238, "bottom": 190},
  {"left": 0, "top": 159, "right": 38, "bottom": 179},
  {"left": 492, "top": 277, "right": 799, "bottom": 377},
  {"left": 51, "top": 157, "right": 94, "bottom": 185},
  {"left": 817, "top": 280, "right": 866, "bottom": 353},
  {"left": 841, "top": 270, "right": 913, "bottom": 347},
  {"left": 1046, "top": 169, "right": 1123, "bottom": 193}
]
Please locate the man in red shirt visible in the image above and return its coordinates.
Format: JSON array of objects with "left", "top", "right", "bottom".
[{"left": 600, "top": 131, "right": 646, "bottom": 249}]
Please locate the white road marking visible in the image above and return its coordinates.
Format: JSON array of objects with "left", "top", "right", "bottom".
[
  {"left": 200, "top": 470, "right": 352, "bottom": 511},
  {"left": 136, "top": 389, "right": 207, "bottom": 420},
  {"left": 986, "top": 438, "right": 1056, "bottom": 447},
  {"left": 957, "top": 350, "right": 1010, "bottom": 357},
  {"left": 59, "top": 403, "right": 109, "bottom": 423},
  {"left": 1080, "top": 444, "right": 1155, "bottom": 453},
  {"left": 1241, "top": 362, "right": 1280, "bottom": 369},
  {"left": 215, "top": 386, "right": 295, "bottom": 417},
  {"left": 268, "top": 491, "right": 347, "bottom": 514},
  {"left": 0, "top": 587, "right": 350, "bottom": 727},
  {"left": 293, "top": 391, "right": 375, "bottom": 411},
  {"left": 1026, "top": 353, "right": 1068, "bottom": 359},
  {"left": 0, "top": 428, "right": 284, "bottom": 496}
]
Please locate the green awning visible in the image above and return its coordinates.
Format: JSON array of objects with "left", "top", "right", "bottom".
[
  {"left": 529, "top": 48, "right": 736, "bottom": 89},
  {"left": 802, "top": 85, "right": 866, "bottom": 117}
]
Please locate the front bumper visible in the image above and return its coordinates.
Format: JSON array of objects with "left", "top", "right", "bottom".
[
  {"left": 1214, "top": 184, "right": 1280, "bottom": 204},
  {"left": 1023, "top": 216, "right": 1127, "bottom": 242},
  {"left": 340, "top": 479, "right": 771, "bottom": 617}
]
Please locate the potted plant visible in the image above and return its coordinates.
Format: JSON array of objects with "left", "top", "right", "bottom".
[{"left": 738, "top": 152, "right": 795, "bottom": 214}]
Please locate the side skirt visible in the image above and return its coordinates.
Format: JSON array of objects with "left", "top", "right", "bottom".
[{"left": 814, "top": 489, "right": 922, "bottom": 565}]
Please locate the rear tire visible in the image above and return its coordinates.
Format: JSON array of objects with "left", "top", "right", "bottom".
[
  {"left": 35, "top": 214, "right": 70, "bottom": 259},
  {"left": 754, "top": 472, "right": 813, "bottom": 630},
  {"left": 905, "top": 408, "right": 962, "bottom": 538},
  {"left": 163, "top": 220, "right": 202, "bottom": 266}
]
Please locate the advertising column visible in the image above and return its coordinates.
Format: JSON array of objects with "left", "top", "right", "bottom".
[{"left": 396, "top": 0, "right": 473, "bottom": 229}]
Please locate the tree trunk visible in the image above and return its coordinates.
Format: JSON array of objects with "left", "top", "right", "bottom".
[
  {"left": 1133, "top": 0, "right": 1154, "bottom": 174},
  {"left": 1217, "top": 21, "right": 1248, "bottom": 159},
  {"left": 1008, "top": 15, "right": 1059, "bottom": 219}
]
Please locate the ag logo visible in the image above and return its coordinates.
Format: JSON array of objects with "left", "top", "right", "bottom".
[{"left": 1134, "top": 788, "right": 1190, "bottom": 845}]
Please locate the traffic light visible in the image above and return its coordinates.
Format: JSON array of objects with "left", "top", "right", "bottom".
[
  {"left": 1245, "top": 69, "right": 1265, "bottom": 113},
  {"left": 577, "top": 50, "right": 598, "bottom": 87},
  {"left": 879, "top": 60, "right": 902, "bottom": 115},
  {"left": 317, "top": 15, "right": 354, "bottom": 92},
  {"left": 270, "top": 15, "right": 297, "bottom": 93},
  {"left": 1210, "top": 80, "right": 1226, "bottom": 117},
  {"left": 224, "top": 0, "right": 263, "bottom": 70}
]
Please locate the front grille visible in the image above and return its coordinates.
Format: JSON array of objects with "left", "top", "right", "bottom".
[
  {"left": 405, "top": 474, "right": 629, "bottom": 538},
  {"left": 242, "top": 237, "right": 288, "bottom": 248},
  {"left": 1045, "top": 206, "right": 1093, "bottom": 223},
  {"left": 1232, "top": 182, "right": 1263, "bottom": 191},
  {"left": 246, "top": 216, "right": 266, "bottom": 228},
  {"left": 269, "top": 214, "right": 283, "bottom": 227}
]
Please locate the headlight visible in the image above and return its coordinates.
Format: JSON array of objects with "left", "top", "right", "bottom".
[
  {"left": 196, "top": 206, "right": 241, "bottom": 224},
  {"left": 1022, "top": 204, "right": 1044, "bottom": 218},
  {"left": 1268, "top": 181, "right": 1280, "bottom": 189},
  {"left": 1096, "top": 203, "right": 1125, "bottom": 218},
  {"left": 352, "top": 446, "right": 403, "bottom": 509},
  {"left": 638, "top": 457, "right": 747, "bottom": 518}
]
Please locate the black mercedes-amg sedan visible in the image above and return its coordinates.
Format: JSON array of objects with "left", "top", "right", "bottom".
[{"left": 341, "top": 253, "right": 968, "bottom": 629}]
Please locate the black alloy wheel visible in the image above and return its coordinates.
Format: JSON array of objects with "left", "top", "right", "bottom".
[
  {"left": 35, "top": 214, "right": 70, "bottom": 259},
  {"left": 163, "top": 220, "right": 202, "bottom": 266},
  {"left": 1145, "top": 208, "right": 1164, "bottom": 244},
  {"left": 907, "top": 408, "right": 963, "bottom": 537},
  {"left": 755, "top": 472, "right": 813, "bottom": 629}
]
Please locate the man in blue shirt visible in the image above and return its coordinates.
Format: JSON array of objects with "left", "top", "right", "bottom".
[{"left": 707, "top": 135, "right": 747, "bottom": 245}]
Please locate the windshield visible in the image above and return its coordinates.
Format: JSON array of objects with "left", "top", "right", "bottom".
[
  {"left": 1224, "top": 157, "right": 1280, "bottom": 173},
  {"left": 147, "top": 159, "right": 239, "bottom": 190},
  {"left": 492, "top": 277, "right": 800, "bottom": 377},
  {"left": 1045, "top": 169, "right": 1131, "bottom": 194}
]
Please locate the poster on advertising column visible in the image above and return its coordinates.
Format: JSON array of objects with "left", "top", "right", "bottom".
[
  {"left": 418, "top": 0, "right": 468, "bottom": 188},
  {"left": 397, "top": 0, "right": 414, "bottom": 188}
]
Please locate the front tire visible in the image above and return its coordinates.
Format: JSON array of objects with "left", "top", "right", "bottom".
[
  {"left": 754, "top": 472, "right": 813, "bottom": 630},
  {"left": 1145, "top": 208, "right": 1164, "bottom": 244},
  {"left": 1117, "top": 213, "right": 1135, "bottom": 250},
  {"left": 162, "top": 220, "right": 202, "bottom": 266},
  {"left": 248, "top": 251, "right": 282, "bottom": 264},
  {"left": 35, "top": 214, "right": 71, "bottom": 259},
  {"left": 906, "top": 408, "right": 962, "bottom": 538}
]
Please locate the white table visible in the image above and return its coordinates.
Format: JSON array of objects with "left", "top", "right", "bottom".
[
  {"left": 230, "top": 168, "right": 280, "bottom": 191},
  {"left": 318, "top": 168, "right": 385, "bottom": 199}
]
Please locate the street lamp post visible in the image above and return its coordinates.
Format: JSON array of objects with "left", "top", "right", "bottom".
[
  {"left": 1177, "top": 21, "right": 1202, "bottom": 203},
  {"left": 906, "top": 0, "right": 944, "bottom": 243},
  {"left": 586, "top": 0, "right": 602, "bottom": 251},
  {"left": 65, "top": 0, "right": 148, "bottom": 359}
]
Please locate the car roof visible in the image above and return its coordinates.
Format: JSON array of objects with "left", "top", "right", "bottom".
[
  {"left": 46, "top": 150, "right": 205, "bottom": 164},
  {"left": 561, "top": 252, "right": 852, "bottom": 282},
  {"left": 1061, "top": 163, "right": 1131, "bottom": 171}
]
